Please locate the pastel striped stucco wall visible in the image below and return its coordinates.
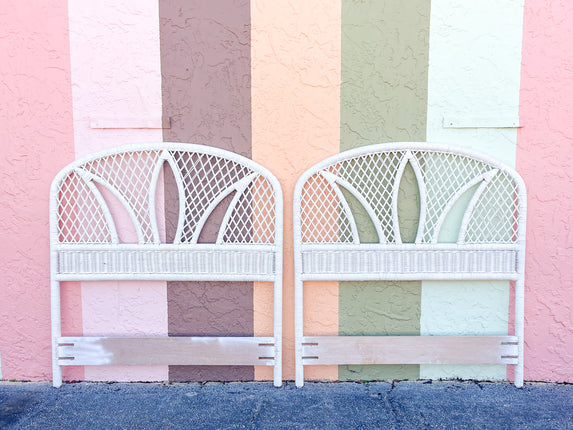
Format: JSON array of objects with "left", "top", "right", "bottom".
[
  {"left": 421, "top": 0, "right": 524, "bottom": 382},
  {"left": 67, "top": 1, "right": 166, "bottom": 383},
  {"left": 251, "top": 0, "right": 341, "bottom": 382},
  {"left": 1, "top": 0, "right": 572, "bottom": 384}
]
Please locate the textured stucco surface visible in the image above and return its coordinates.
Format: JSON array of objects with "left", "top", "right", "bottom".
[
  {"left": 159, "top": 0, "right": 252, "bottom": 156},
  {"left": 167, "top": 281, "right": 254, "bottom": 382},
  {"left": 68, "top": 2, "right": 164, "bottom": 158},
  {"left": 339, "top": 0, "right": 430, "bottom": 381},
  {"left": 68, "top": 0, "right": 167, "bottom": 382},
  {"left": 341, "top": 0, "right": 430, "bottom": 147},
  {"left": 1, "top": 0, "right": 573, "bottom": 386},
  {"left": 517, "top": 0, "right": 573, "bottom": 382},
  {"left": 339, "top": 282, "right": 421, "bottom": 380},
  {"left": 422, "top": 0, "right": 524, "bottom": 381},
  {"left": 425, "top": 0, "right": 523, "bottom": 164},
  {"left": 0, "top": 0, "right": 75, "bottom": 380},
  {"left": 251, "top": 0, "right": 341, "bottom": 381},
  {"left": 159, "top": 0, "right": 254, "bottom": 382}
]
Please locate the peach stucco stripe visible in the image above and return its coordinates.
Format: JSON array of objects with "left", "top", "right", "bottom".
[
  {"left": 517, "top": 0, "right": 573, "bottom": 382},
  {"left": 251, "top": 0, "right": 341, "bottom": 381}
]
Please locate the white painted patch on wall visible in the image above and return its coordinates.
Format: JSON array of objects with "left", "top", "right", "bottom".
[
  {"left": 442, "top": 115, "right": 521, "bottom": 129},
  {"left": 423, "top": 0, "right": 525, "bottom": 381},
  {"left": 89, "top": 117, "right": 171, "bottom": 129},
  {"left": 426, "top": 0, "right": 524, "bottom": 164}
]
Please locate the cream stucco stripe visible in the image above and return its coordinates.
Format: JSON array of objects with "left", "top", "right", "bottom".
[
  {"left": 251, "top": 0, "right": 341, "bottom": 381},
  {"left": 422, "top": 0, "right": 524, "bottom": 381}
]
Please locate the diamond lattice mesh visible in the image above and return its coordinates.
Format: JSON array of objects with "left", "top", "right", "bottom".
[
  {"left": 300, "top": 153, "right": 404, "bottom": 244},
  {"left": 414, "top": 151, "right": 494, "bottom": 243},
  {"left": 56, "top": 149, "right": 279, "bottom": 246},
  {"left": 300, "top": 173, "right": 353, "bottom": 243},
  {"left": 299, "top": 149, "right": 522, "bottom": 245},
  {"left": 464, "top": 170, "right": 519, "bottom": 243},
  {"left": 57, "top": 171, "right": 112, "bottom": 243},
  {"left": 81, "top": 150, "right": 162, "bottom": 243},
  {"left": 224, "top": 175, "right": 276, "bottom": 244},
  {"left": 171, "top": 151, "right": 255, "bottom": 243},
  {"left": 336, "top": 152, "right": 404, "bottom": 243}
]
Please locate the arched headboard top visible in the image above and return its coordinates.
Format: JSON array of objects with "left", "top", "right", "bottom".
[
  {"left": 294, "top": 142, "right": 526, "bottom": 246},
  {"left": 51, "top": 143, "right": 282, "bottom": 246}
]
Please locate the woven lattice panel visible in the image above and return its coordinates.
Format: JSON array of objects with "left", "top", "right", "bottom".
[
  {"left": 300, "top": 173, "right": 353, "bottom": 243},
  {"left": 55, "top": 148, "right": 278, "bottom": 245},
  {"left": 223, "top": 176, "right": 277, "bottom": 244},
  {"left": 57, "top": 171, "right": 112, "bottom": 243},
  {"left": 464, "top": 170, "right": 519, "bottom": 243},
  {"left": 299, "top": 148, "right": 522, "bottom": 245},
  {"left": 81, "top": 150, "right": 162, "bottom": 243}
]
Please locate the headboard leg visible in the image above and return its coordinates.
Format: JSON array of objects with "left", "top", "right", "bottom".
[
  {"left": 515, "top": 277, "right": 525, "bottom": 388},
  {"left": 295, "top": 277, "right": 304, "bottom": 387},
  {"left": 51, "top": 278, "right": 62, "bottom": 388}
]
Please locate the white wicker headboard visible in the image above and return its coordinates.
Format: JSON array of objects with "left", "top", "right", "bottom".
[
  {"left": 50, "top": 143, "right": 283, "bottom": 387},
  {"left": 293, "top": 142, "right": 526, "bottom": 387}
]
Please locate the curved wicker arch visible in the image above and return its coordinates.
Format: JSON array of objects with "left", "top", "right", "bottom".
[
  {"left": 430, "top": 169, "right": 499, "bottom": 244},
  {"left": 76, "top": 169, "right": 119, "bottom": 243},
  {"left": 320, "top": 170, "right": 387, "bottom": 244},
  {"left": 76, "top": 167, "right": 148, "bottom": 244}
]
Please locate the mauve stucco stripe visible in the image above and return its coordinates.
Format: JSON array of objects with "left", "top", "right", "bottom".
[
  {"left": 159, "top": 0, "right": 254, "bottom": 382},
  {"left": 338, "top": 0, "right": 430, "bottom": 381}
]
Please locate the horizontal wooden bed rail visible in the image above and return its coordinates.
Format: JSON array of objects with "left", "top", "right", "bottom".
[
  {"left": 301, "top": 336, "right": 519, "bottom": 366},
  {"left": 58, "top": 336, "right": 277, "bottom": 366}
]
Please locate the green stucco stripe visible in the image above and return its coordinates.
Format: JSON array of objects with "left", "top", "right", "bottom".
[{"left": 339, "top": 0, "right": 431, "bottom": 381}]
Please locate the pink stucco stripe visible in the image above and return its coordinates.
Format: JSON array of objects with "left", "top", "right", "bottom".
[
  {"left": 517, "top": 0, "right": 573, "bottom": 382},
  {"left": 68, "top": 0, "right": 167, "bottom": 382},
  {"left": 0, "top": 0, "right": 76, "bottom": 380}
]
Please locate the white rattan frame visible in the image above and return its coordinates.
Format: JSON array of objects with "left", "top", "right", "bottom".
[
  {"left": 293, "top": 142, "right": 526, "bottom": 388},
  {"left": 50, "top": 143, "right": 283, "bottom": 387}
]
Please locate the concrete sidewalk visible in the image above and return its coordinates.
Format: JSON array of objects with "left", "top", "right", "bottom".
[{"left": 1, "top": 380, "right": 571, "bottom": 429}]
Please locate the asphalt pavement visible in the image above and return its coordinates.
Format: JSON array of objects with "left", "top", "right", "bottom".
[{"left": 1, "top": 380, "right": 572, "bottom": 429}]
